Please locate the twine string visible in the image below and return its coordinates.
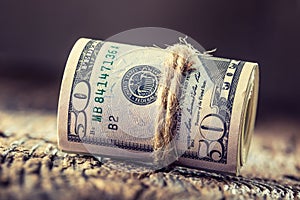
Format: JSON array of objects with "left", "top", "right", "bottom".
[{"left": 153, "top": 38, "right": 198, "bottom": 167}]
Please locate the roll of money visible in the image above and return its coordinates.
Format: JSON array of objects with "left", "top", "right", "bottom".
[{"left": 57, "top": 38, "right": 259, "bottom": 175}]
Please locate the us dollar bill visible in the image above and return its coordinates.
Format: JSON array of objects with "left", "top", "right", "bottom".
[{"left": 57, "top": 38, "right": 259, "bottom": 175}]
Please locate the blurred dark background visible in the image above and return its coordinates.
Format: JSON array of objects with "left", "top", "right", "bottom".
[{"left": 1, "top": 0, "right": 300, "bottom": 122}]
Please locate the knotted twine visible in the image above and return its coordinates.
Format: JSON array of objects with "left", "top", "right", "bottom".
[{"left": 152, "top": 37, "right": 202, "bottom": 167}]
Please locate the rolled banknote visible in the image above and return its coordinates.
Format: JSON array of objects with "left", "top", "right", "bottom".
[{"left": 57, "top": 38, "right": 259, "bottom": 175}]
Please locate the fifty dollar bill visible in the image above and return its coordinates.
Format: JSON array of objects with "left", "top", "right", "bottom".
[{"left": 57, "top": 38, "right": 259, "bottom": 175}]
